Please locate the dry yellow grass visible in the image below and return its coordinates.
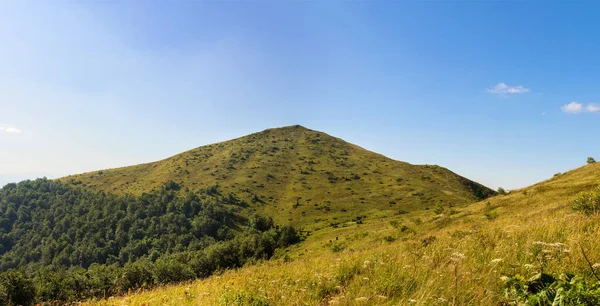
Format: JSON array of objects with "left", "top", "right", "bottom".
[{"left": 85, "top": 163, "right": 600, "bottom": 305}]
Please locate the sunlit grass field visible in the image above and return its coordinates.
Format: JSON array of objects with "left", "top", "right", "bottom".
[{"left": 86, "top": 163, "right": 600, "bottom": 305}]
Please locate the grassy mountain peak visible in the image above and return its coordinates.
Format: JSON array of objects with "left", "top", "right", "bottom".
[{"left": 61, "top": 125, "right": 494, "bottom": 229}]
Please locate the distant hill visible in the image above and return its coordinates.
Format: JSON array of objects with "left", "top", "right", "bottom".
[{"left": 61, "top": 125, "right": 494, "bottom": 228}]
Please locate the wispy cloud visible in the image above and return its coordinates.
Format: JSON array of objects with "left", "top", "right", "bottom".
[
  {"left": 561, "top": 102, "right": 600, "bottom": 114},
  {"left": 0, "top": 126, "right": 21, "bottom": 133},
  {"left": 487, "top": 83, "right": 530, "bottom": 95},
  {"left": 586, "top": 103, "right": 600, "bottom": 113}
]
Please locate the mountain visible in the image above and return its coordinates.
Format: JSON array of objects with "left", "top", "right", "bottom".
[{"left": 61, "top": 125, "right": 494, "bottom": 228}]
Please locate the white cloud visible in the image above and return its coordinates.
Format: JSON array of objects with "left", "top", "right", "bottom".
[
  {"left": 586, "top": 103, "right": 600, "bottom": 113},
  {"left": 487, "top": 83, "right": 530, "bottom": 95},
  {"left": 0, "top": 127, "right": 21, "bottom": 133},
  {"left": 561, "top": 102, "right": 600, "bottom": 114},
  {"left": 561, "top": 102, "right": 584, "bottom": 113}
]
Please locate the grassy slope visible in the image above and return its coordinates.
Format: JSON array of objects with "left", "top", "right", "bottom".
[
  {"left": 87, "top": 163, "right": 600, "bottom": 305},
  {"left": 61, "top": 125, "right": 493, "bottom": 230}
]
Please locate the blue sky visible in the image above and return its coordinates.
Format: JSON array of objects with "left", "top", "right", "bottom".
[{"left": 1, "top": 1, "right": 599, "bottom": 189}]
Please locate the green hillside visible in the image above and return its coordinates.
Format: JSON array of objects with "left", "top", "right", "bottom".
[
  {"left": 61, "top": 125, "right": 494, "bottom": 229},
  {"left": 87, "top": 163, "right": 600, "bottom": 306}
]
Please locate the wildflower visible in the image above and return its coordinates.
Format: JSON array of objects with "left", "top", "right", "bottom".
[
  {"left": 490, "top": 258, "right": 503, "bottom": 264},
  {"left": 500, "top": 276, "right": 510, "bottom": 282},
  {"left": 409, "top": 299, "right": 418, "bottom": 303}
]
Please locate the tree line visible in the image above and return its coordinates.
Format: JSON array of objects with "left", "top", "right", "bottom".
[{"left": 0, "top": 179, "right": 300, "bottom": 305}]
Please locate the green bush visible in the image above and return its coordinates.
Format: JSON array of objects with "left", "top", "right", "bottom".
[
  {"left": 573, "top": 186, "right": 600, "bottom": 216},
  {"left": 0, "top": 270, "right": 36, "bottom": 306},
  {"left": 503, "top": 273, "right": 600, "bottom": 305},
  {"left": 119, "top": 259, "right": 154, "bottom": 291},
  {"left": 485, "top": 211, "right": 499, "bottom": 220},
  {"left": 153, "top": 257, "right": 196, "bottom": 284}
]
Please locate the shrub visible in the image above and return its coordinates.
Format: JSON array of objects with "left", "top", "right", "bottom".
[
  {"left": 163, "top": 180, "right": 182, "bottom": 191},
  {"left": 503, "top": 273, "right": 600, "bottom": 305},
  {"left": 119, "top": 259, "right": 154, "bottom": 291},
  {"left": 248, "top": 214, "right": 274, "bottom": 232},
  {"left": 382, "top": 235, "right": 396, "bottom": 242},
  {"left": 152, "top": 257, "right": 195, "bottom": 284},
  {"left": 485, "top": 211, "right": 499, "bottom": 220},
  {"left": 573, "top": 186, "right": 600, "bottom": 216},
  {"left": 278, "top": 225, "right": 301, "bottom": 247},
  {"left": 498, "top": 187, "right": 508, "bottom": 195},
  {"left": 0, "top": 270, "right": 36, "bottom": 306},
  {"left": 587, "top": 157, "right": 597, "bottom": 164},
  {"left": 329, "top": 242, "right": 346, "bottom": 253}
]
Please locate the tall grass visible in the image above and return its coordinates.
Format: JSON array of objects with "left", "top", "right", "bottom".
[{"left": 86, "top": 164, "right": 600, "bottom": 305}]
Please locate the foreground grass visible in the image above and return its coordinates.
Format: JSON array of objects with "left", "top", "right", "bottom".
[{"left": 86, "top": 163, "right": 600, "bottom": 305}]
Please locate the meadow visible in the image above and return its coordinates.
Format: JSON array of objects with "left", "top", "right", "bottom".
[{"left": 86, "top": 163, "right": 600, "bottom": 305}]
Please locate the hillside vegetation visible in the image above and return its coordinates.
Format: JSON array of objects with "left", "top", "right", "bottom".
[
  {"left": 61, "top": 125, "right": 494, "bottom": 230},
  {"left": 0, "top": 179, "right": 300, "bottom": 305},
  {"left": 87, "top": 162, "right": 600, "bottom": 305}
]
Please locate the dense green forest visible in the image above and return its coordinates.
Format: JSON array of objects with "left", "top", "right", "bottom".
[{"left": 0, "top": 179, "right": 300, "bottom": 305}]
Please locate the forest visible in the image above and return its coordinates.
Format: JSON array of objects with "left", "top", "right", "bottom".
[{"left": 0, "top": 179, "right": 300, "bottom": 305}]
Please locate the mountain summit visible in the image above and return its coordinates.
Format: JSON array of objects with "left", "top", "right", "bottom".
[{"left": 62, "top": 125, "right": 494, "bottom": 227}]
